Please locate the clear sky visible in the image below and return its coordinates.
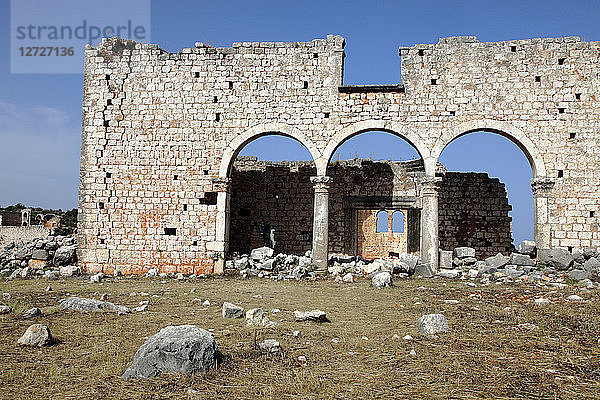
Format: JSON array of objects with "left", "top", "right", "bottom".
[{"left": 1, "top": 0, "right": 599, "bottom": 244}]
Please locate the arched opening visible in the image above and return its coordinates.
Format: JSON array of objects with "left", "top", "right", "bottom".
[
  {"left": 325, "top": 128, "right": 424, "bottom": 259},
  {"left": 225, "top": 132, "right": 317, "bottom": 256},
  {"left": 376, "top": 210, "right": 389, "bottom": 233},
  {"left": 391, "top": 211, "right": 405, "bottom": 233},
  {"left": 437, "top": 130, "right": 535, "bottom": 257}
]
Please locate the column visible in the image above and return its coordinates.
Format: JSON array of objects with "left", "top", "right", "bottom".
[
  {"left": 421, "top": 177, "right": 442, "bottom": 272},
  {"left": 310, "top": 176, "right": 332, "bottom": 272},
  {"left": 531, "top": 177, "right": 555, "bottom": 250},
  {"left": 212, "top": 177, "right": 231, "bottom": 274}
]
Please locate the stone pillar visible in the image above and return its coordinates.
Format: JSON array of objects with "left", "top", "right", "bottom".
[
  {"left": 310, "top": 176, "right": 332, "bottom": 272},
  {"left": 420, "top": 177, "right": 442, "bottom": 272},
  {"left": 531, "top": 177, "right": 555, "bottom": 250},
  {"left": 212, "top": 177, "right": 231, "bottom": 274}
]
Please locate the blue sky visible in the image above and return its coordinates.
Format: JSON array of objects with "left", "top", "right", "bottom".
[{"left": 1, "top": 0, "right": 599, "bottom": 244}]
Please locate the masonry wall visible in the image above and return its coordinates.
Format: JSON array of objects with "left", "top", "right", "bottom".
[
  {"left": 229, "top": 158, "right": 513, "bottom": 258},
  {"left": 0, "top": 226, "right": 50, "bottom": 245},
  {"left": 79, "top": 35, "right": 600, "bottom": 274}
]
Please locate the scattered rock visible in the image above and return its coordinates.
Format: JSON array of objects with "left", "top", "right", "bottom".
[
  {"left": 568, "top": 269, "right": 590, "bottom": 281},
  {"left": 122, "top": 325, "right": 219, "bottom": 379},
  {"left": 90, "top": 272, "right": 104, "bottom": 283},
  {"left": 59, "top": 296, "right": 130, "bottom": 314},
  {"left": 372, "top": 271, "right": 392, "bottom": 288},
  {"left": 59, "top": 265, "right": 80, "bottom": 277},
  {"left": 22, "top": 307, "right": 42, "bottom": 318},
  {"left": 250, "top": 247, "right": 274, "bottom": 263},
  {"left": 294, "top": 309, "right": 329, "bottom": 322},
  {"left": 534, "top": 298, "right": 550, "bottom": 305},
  {"left": 414, "top": 264, "right": 433, "bottom": 278},
  {"left": 53, "top": 245, "right": 77, "bottom": 266},
  {"left": 245, "top": 308, "right": 278, "bottom": 327},
  {"left": 509, "top": 253, "right": 535, "bottom": 267},
  {"left": 437, "top": 269, "right": 461, "bottom": 279},
  {"left": 133, "top": 304, "right": 148, "bottom": 312},
  {"left": 258, "top": 339, "right": 281, "bottom": 354},
  {"left": 485, "top": 253, "right": 509, "bottom": 269},
  {"left": 0, "top": 305, "right": 12, "bottom": 314},
  {"left": 222, "top": 302, "right": 244, "bottom": 319},
  {"left": 438, "top": 250, "right": 453, "bottom": 269},
  {"left": 454, "top": 247, "right": 475, "bottom": 259},
  {"left": 566, "top": 294, "right": 583, "bottom": 302},
  {"left": 202, "top": 300, "right": 210, "bottom": 307},
  {"left": 342, "top": 273, "right": 354, "bottom": 283},
  {"left": 538, "top": 249, "right": 573, "bottom": 271},
  {"left": 518, "top": 240, "right": 537, "bottom": 257},
  {"left": 417, "top": 314, "right": 449, "bottom": 334},
  {"left": 18, "top": 324, "right": 53, "bottom": 347}
]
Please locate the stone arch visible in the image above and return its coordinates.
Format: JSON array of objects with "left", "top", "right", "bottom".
[
  {"left": 218, "top": 123, "right": 322, "bottom": 178},
  {"left": 321, "top": 120, "right": 432, "bottom": 175},
  {"left": 431, "top": 119, "right": 547, "bottom": 177}
]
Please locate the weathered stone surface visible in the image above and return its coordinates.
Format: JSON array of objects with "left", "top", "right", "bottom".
[
  {"left": 342, "top": 272, "right": 354, "bottom": 283},
  {"left": 393, "top": 253, "right": 419, "bottom": 273},
  {"left": 414, "top": 264, "right": 433, "bottom": 278},
  {"left": 454, "top": 247, "right": 475, "bottom": 259},
  {"left": 122, "top": 325, "right": 218, "bottom": 379},
  {"left": 437, "top": 269, "right": 461, "bottom": 279},
  {"left": 28, "top": 259, "right": 48, "bottom": 269},
  {"left": 583, "top": 248, "right": 599, "bottom": 260},
  {"left": 583, "top": 257, "right": 600, "bottom": 272},
  {"left": 59, "top": 296, "right": 130, "bottom": 314},
  {"left": 250, "top": 247, "right": 274, "bottom": 263},
  {"left": 509, "top": 253, "right": 536, "bottom": 267},
  {"left": 518, "top": 240, "right": 537, "bottom": 257},
  {"left": 371, "top": 271, "right": 392, "bottom": 288},
  {"left": 90, "top": 272, "right": 104, "bottom": 283},
  {"left": 294, "top": 309, "right": 329, "bottom": 322},
  {"left": 538, "top": 249, "right": 573, "bottom": 271},
  {"left": 485, "top": 253, "right": 509, "bottom": 269},
  {"left": 31, "top": 249, "right": 49, "bottom": 261},
  {"left": 245, "top": 308, "right": 277, "bottom": 327},
  {"left": 23, "top": 307, "right": 42, "bottom": 318},
  {"left": 222, "top": 302, "right": 244, "bottom": 319},
  {"left": 438, "top": 250, "right": 453, "bottom": 269},
  {"left": 53, "top": 245, "right": 77, "bottom": 266},
  {"left": 568, "top": 269, "right": 590, "bottom": 281},
  {"left": 18, "top": 324, "right": 53, "bottom": 347},
  {"left": 0, "top": 305, "right": 12, "bottom": 314},
  {"left": 59, "top": 265, "right": 80, "bottom": 277},
  {"left": 417, "top": 314, "right": 449, "bottom": 334}
]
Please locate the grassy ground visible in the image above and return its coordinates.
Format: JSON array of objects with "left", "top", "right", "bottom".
[{"left": 1, "top": 276, "right": 599, "bottom": 400}]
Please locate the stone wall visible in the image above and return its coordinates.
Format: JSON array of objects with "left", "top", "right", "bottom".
[
  {"left": 230, "top": 158, "right": 513, "bottom": 259},
  {"left": 0, "top": 226, "right": 51, "bottom": 244},
  {"left": 79, "top": 35, "right": 600, "bottom": 274},
  {"left": 438, "top": 172, "right": 514, "bottom": 258}
]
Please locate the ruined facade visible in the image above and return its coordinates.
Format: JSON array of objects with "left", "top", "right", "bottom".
[{"left": 79, "top": 35, "right": 600, "bottom": 274}]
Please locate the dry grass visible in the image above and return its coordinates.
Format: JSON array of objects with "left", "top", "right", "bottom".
[{"left": 1, "top": 276, "right": 599, "bottom": 399}]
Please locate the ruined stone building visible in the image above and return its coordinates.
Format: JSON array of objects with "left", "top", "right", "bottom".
[{"left": 79, "top": 35, "right": 600, "bottom": 275}]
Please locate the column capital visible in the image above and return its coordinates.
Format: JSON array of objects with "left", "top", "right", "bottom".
[
  {"left": 212, "top": 177, "right": 231, "bottom": 192},
  {"left": 310, "top": 175, "right": 332, "bottom": 191},
  {"left": 530, "top": 177, "right": 555, "bottom": 196},
  {"left": 420, "top": 176, "right": 442, "bottom": 195}
]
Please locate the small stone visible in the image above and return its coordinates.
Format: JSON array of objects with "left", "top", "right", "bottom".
[
  {"left": 437, "top": 269, "right": 461, "bottom": 279},
  {"left": 297, "top": 355, "right": 307, "bottom": 363},
  {"left": 18, "top": 324, "right": 53, "bottom": 347},
  {"left": 342, "top": 273, "right": 354, "bottom": 283},
  {"left": 403, "top": 335, "right": 413, "bottom": 340},
  {"left": 258, "top": 339, "right": 280, "bottom": 354},
  {"left": 409, "top": 349, "right": 417, "bottom": 357},
  {"left": 45, "top": 286, "right": 53, "bottom": 292},
  {"left": 568, "top": 269, "right": 590, "bottom": 281},
  {"left": 0, "top": 305, "right": 12, "bottom": 314},
  {"left": 133, "top": 304, "right": 149, "bottom": 312},
  {"left": 444, "top": 300, "right": 459, "bottom": 304},
  {"left": 392, "top": 334, "right": 401, "bottom": 339},
  {"left": 534, "top": 298, "right": 550, "bottom": 305},
  {"left": 202, "top": 300, "right": 210, "bottom": 307},
  {"left": 23, "top": 307, "right": 42, "bottom": 318},
  {"left": 566, "top": 294, "right": 583, "bottom": 301},
  {"left": 417, "top": 314, "right": 449, "bottom": 334},
  {"left": 59, "top": 296, "right": 130, "bottom": 314},
  {"left": 294, "top": 309, "right": 329, "bottom": 322},
  {"left": 100, "top": 293, "right": 108, "bottom": 301},
  {"left": 292, "top": 330, "right": 301, "bottom": 337},
  {"left": 222, "top": 302, "right": 244, "bottom": 319}
]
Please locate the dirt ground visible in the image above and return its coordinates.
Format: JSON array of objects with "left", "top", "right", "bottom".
[{"left": 1, "top": 276, "right": 599, "bottom": 400}]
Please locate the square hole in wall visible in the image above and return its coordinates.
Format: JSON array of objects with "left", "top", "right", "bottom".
[
  {"left": 164, "top": 227, "right": 177, "bottom": 236},
  {"left": 105, "top": 74, "right": 110, "bottom": 80},
  {"left": 568, "top": 246, "right": 573, "bottom": 252},
  {"left": 194, "top": 72, "right": 200, "bottom": 78},
  {"left": 558, "top": 58, "right": 565, "bottom": 65},
  {"left": 324, "top": 112, "right": 330, "bottom": 118},
  {"left": 107, "top": 99, "right": 112, "bottom": 106},
  {"left": 192, "top": 240, "right": 198, "bottom": 246},
  {"left": 215, "top": 113, "right": 221, "bottom": 121},
  {"left": 449, "top": 111, "right": 456, "bottom": 116},
  {"left": 569, "top": 132, "right": 576, "bottom": 139},
  {"left": 431, "top": 79, "right": 437, "bottom": 85},
  {"left": 173, "top": 175, "right": 178, "bottom": 180},
  {"left": 418, "top": 49, "right": 424, "bottom": 56},
  {"left": 183, "top": 204, "right": 188, "bottom": 211},
  {"left": 213, "top": 96, "right": 218, "bottom": 103},
  {"left": 203, "top": 170, "right": 209, "bottom": 175},
  {"left": 558, "top": 170, "right": 564, "bottom": 178},
  {"left": 228, "top": 81, "right": 233, "bottom": 89},
  {"left": 535, "top": 76, "right": 541, "bottom": 82},
  {"left": 303, "top": 81, "right": 308, "bottom": 89},
  {"left": 106, "top": 172, "right": 112, "bottom": 178},
  {"left": 510, "top": 45, "right": 517, "bottom": 52},
  {"left": 103, "top": 120, "right": 109, "bottom": 127},
  {"left": 313, "top": 53, "right": 318, "bottom": 58},
  {"left": 99, "top": 238, "right": 105, "bottom": 244},
  {"left": 99, "top": 202, "right": 104, "bottom": 209},
  {"left": 558, "top": 108, "right": 565, "bottom": 114},
  {"left": 576, "top": 93, "right": 581, "bottom": 100},
  {"left": 200, "top": 192, "right": 217, "bottom": 205},
  {"left": 590, "top": 211, "right": 595, "bottom": 218}
]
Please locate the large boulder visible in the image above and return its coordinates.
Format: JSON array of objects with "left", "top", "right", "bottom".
[
  {"left": 583, "top": 248, "right": 599, "bottom": 260},
  {"left": 509, "top": 253, "right": 536, "bottom": 267},
  {"left": 583, "top": 257, "right": 600, "bottom": 272},
  {"left": 538, "top": 249, "right": 573, "bottom": 271},
  {"left": 59, "top": 296, "right": 130, "bottom": 314},
  {"left": 18, "top": 324, "right": 53, "bottom": 347},
  {"left": 222, "top": 302, "right": 244, "bottom": 319},
  {"left": 568, "top": 269, "right": 590, "bottom": 281},
  {"left": 393, "top": 253, "right": 419, "bottom": 274},
  {"left": 53, "top": 245, "right": 77, "bottom": 266},
  {"left": 417, "top": 314, "right": 449, "bottom": 334},
  {"left": 250, "top": 247, "right": 274, "bottom": 263},
  {"left": 59, "top": 265, "right": 80, "bottom": 277},
  {"left": 414, "top": 264, "right": 434, "bottom": 278},
  {"left": 371, "top": 271, "right": 392, "bottom": 288},
  {"left": 122, "top": 325, "right": 218, "bottom": 379}
]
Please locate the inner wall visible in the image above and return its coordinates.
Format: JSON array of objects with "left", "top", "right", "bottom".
[{"left": 229, "top": 157, "right": 514, "bottom": 259}]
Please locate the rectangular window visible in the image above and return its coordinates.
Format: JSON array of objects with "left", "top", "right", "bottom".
[{"left": 164, "top": 228, "right": 177, "bottom": 236}]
